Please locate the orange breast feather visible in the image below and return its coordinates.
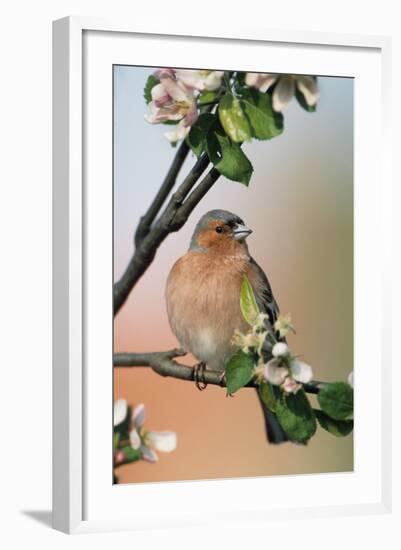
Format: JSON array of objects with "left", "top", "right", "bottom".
[{"left": 166, "top": 251, "right": 263, "bottom": 370}]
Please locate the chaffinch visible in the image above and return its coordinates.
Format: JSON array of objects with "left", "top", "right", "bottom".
[{"left": 166, "top": 209, "right": 288, "bottom": 443}]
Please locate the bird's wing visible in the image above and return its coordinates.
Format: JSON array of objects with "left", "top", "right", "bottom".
[{"left": 249, "top": 257, "right": 280, "bottom": 326}]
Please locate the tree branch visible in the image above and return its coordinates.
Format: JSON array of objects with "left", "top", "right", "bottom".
[
  {"left": 134, "top": 140, "right": 190, "bottom": 247},
  {"left": 113, "top": 350, "right": 326, "bottom": 394},
  {"left": 114, "top": 153, "right": 221, "bottom": 314}
]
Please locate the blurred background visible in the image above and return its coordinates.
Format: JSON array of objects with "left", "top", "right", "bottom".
[{"left": 113, "top": 66, "right": 353, "bottom": 484}]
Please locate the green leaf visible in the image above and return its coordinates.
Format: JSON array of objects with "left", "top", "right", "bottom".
[
  {"left": 121, "top": 446, "right": 142, "bottom": 464},
  {"left": 259, "top": 382, "right": 277, "bottom": 412},
  {"left": 295, "top": 88, "right": 316, "bottom": 112},
  {"left": 275, "top": 388, "right": 317, "bottom": 443},
  {"left": 314, "top": 409, "right": 354, "bottom": 437},
  {"left": 317, "top": 382, "right": 353, "bottom": 421},
  {"left": 240, "top": 89, "right": 284, "bottom": 140},
  {"left": 206, "top": 122, "right": 253, "bottom": 185},
  {"left": 225, "top": 351, "right": 255, "bottom": 395},
  {"left": 240, "top": 274, "right": 260, "bottom": 325},
  {"left": 198, "top": 90, "right": 220, "bottom": 105},
  {"left": 186, "top": 113, "right": 216, "bottom": 157},
  {"left": 218, "top": 93, "right": 252, "bottom": 142},
  {"left": 113, "top": 432, "right": 120, "bottom": 450},
  {"left": 143, "top": 75, "right": 160, "bottom": 104}
]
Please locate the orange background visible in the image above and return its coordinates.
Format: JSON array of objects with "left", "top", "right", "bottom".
[{"left": 113, "top": 67, "right": 353, "bottom": 483}]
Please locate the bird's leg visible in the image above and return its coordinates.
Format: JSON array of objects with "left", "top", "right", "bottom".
[{"left": 193, "top": 362, "right": 208, "bottom": 391}]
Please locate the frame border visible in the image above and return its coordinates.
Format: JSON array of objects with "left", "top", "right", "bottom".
[{"left": 52, "top": 16, "right": 392, "bottom": 534}]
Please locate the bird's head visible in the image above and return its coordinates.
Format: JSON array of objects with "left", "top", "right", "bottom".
[{"left": 189, "top": 209, "right": 252, "bottom": 254}]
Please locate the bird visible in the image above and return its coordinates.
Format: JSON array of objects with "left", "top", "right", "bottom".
[{"left": 165, "top": 209, "right": 288, "bottom": 443}]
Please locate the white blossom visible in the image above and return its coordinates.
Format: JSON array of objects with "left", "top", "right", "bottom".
[
  {"left": 114, "top": 399, "right": 127, "bottom": 426},
  {"left": 272, "top": 342, "right": 289, "bottom": 358},
  {"left": 264, "top": 359, "right": 289, "bottom": 385},
  {"left": 291, "top": 360, "right": 313, "bottom": 384},
  {"left": 232, "top": 328, "right": 266, "bottom": 354},
  {"left": 147, "top": 431, "right": 177, "bottom": 453},
  {"left": 175, "top": 69, "right": 224, "bottom": 91},
  {"left": 245, "top": 73, "right": 319, "bottom": 112},
  {"left": 348, "top": 371, "right": 354, "bottom": 388},
  {"left": 274, "top": 313, "right": 294, "bottom": 338},
  {"left": 129, "top": 428, "right": 142, "bottom": 450},
  {"left": 145, "top": 72, "right": 198, "bottom": 142}
]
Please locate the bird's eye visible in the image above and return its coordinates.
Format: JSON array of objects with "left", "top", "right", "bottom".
[{"left": 215, "top": 226, "right": 223, "bottom": 234}]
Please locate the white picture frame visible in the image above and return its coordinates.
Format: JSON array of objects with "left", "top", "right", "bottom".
[{"left": 52, "top": 16, "right": 392, "bottom": 534}]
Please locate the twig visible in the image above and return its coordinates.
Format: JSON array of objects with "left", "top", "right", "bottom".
[
  {"left": 114, "top": 155, "right": 221, "bottom": 314},
  {"left": 113, "top": 349, "right": 326, "bottom": 393}
]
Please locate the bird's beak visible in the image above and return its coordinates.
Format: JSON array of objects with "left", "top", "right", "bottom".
[{"left": 233, "top": 223, "right": 253, "bottom": 240}]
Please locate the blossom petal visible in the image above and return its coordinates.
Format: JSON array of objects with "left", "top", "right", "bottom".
[
  {"left": 153, "top": 68, "right": 176, "bottom": 79},
  {"left": 145, "top": 102, "right": 183, "bottom": 124},
  {"left": 291, "top": 360, "right": 313, "bottom": 383},
  {"left": 272, "top": 342, "right": 289, "bottom": 357},
  {"left": 141, "top": 445, "right": 158, "bottom": 463},
  {"left": 114, "top": 450, "right": 125, "bottom": 465},
  {"left": 258, "top": 73, "right": 278, "bottom": 93},
  {"left": 183, "top": 101, "right": 199, "bottom": 127},
  {"left": 296, "top": 76, "right": 319, "bottom": 107},
  {"left": 272, "top": 76, "right": 295, "bottom": 111},
  {"left": 245, "top": 73, "right": 277, "bottom": 92},
  {"left": 204, "top": 71, "right": 224, "bottom": 91},
  {"left": 132, "top": 403, "right": 145, "bottom": 428},
  {"left": 245, "top": 72, "right": 260, "bottom": 87},
  {"left": 151, "top": 83, "right": 171, "bottom": 107},
  {"left": 274, "top": 313, "right": 293, "bottom": 338},
  {"left": 147, "top": 431, "right": 177, "bottom": 453},
  {"left": 113, "top": 399, "right": 127, "bottom": 426},
  {"left": 348, "top": 371, "right": 354, "bottom": 388},
  {"left": 144, "top": 101, "right": 165, "bottom": 124},
  {"left": 281, "top": 377, "right": 302, "bottom": 394},
  {"left": 160, "top": 76, "right": 191, "bottom": 102},
  {"left": 129, "top": 428, "right": 141, "bottom": 450},
  {"left": 164, "top": 120, "right": 191, "bottom": 143},
  {"left": 264, "top": 360, "right": 289, "bottom": 385},
  {"left": 175, "top": 69, "right": 206, "bottom": 91}
]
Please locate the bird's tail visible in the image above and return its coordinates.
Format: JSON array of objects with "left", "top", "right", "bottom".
[{"left": 256, "top": 389, "right": 289, "bottom": 444}]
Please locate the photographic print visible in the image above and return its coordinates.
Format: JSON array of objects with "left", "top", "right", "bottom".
[{"left": 113, "top": 66, "right": 353, "bottom": 484}]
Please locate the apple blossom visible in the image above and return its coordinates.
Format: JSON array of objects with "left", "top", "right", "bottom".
[
  {"left": 129, "top": 428, "right": 141, "bottom": 450},
  {"left": 129, "top": 403, "right": 177, "bottom": 462},
  {"left": 263, "top": 355, "right": 313, "bottom": 394},
  {"left": 113, "top": 398, "right": 127, "bottom": 426},
  {"left": 245, "top": 73, "right": 319, "bottom": 112},
  {"left": 147, "top": 431, "right": 177, "bottom": 453},
  {"left": 291, "top": 360, "right": 313, "bottom": 384},
  {"left": 253, "top": 312, "right": 269, "bottom": 333},
  {"left": 145, "top": 73, "right": 199, "bottom": 142},
  {"left": 274, "top": 313, "right": 294, "bottom": 338},
  {"left": 141, "top": 446, "right": 159, "bottom": 463},
  {"left": 232, "top": 328, "right": 266, "bottom": 354},
  {"left": 264, "top": 359, "right": 289, "bottom": 385},
  {"left": 114, "top": 450, "right": 125, "bottom": 465},
  {"left": 348, "top": 371, "right": 354, "bottom": 388},
  {"left": 281, "top": 377, "right": 302, "bottom": 395},
  {"left": 272, "top": 342, "right": 289, "bottom": 357},
  {"left": 175, "top": 69, "right": 224, "bottom": 91}
]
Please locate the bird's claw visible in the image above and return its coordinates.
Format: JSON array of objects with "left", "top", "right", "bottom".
[{"left": 193, "top": 362, "right": 208, "bottom": 391}]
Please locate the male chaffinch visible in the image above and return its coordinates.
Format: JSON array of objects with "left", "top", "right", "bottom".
[{"left": 166, "top": 209, "right": 288, "bottom": 443}]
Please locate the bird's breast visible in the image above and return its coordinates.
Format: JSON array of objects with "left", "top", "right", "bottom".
[{"left": 165, "top": 251, "right": 251, "bottom": 370}]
